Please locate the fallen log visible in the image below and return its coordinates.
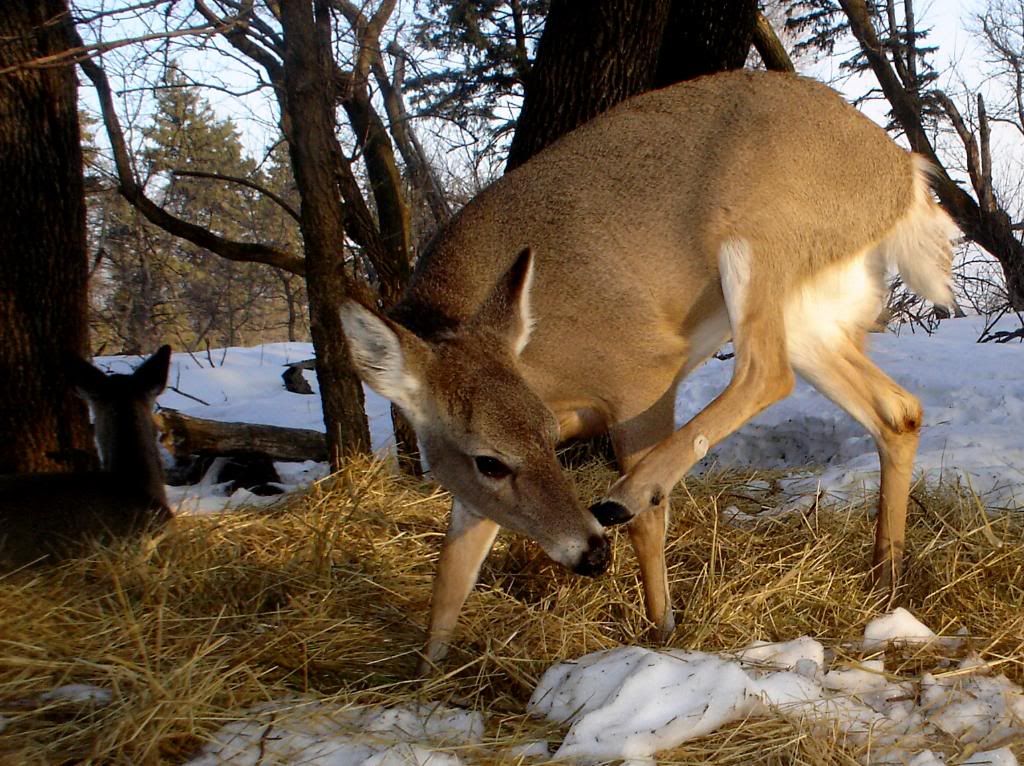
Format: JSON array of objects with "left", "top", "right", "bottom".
[{"left": 156, "top": 408, "right": 328, "bottom": 463}]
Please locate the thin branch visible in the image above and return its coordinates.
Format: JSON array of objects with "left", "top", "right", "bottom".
[
  {"left": 379, "top": 39, "right": 451, "bottom": 223},
  {"left": 194, "top": 0, "right": 283, "bottom": 82},
  {"left": 72, "top": 0, "right": 170, "bottom": 26},
  {"left": 978, "top": 93, "right": 996, "bottom": 213},
  {"left": 752, "top": 11, "right": 795, "bottom": 73},
  {"left": 510, "top": 0, "right": 530, "bottom": 78},
  {"left": 885, "top": 0, "right": 912, "bottom": 87},
  {"left": 334, "top": 0, "right": 396, "bottom": 89},
  {"left": 70, "top": 23, "right": 305, "bottom": 276},
  {"left": 0, "top": 12, "right": 237, "bottom": 75},
  {"left": 903, "top": 0, "right": 917, "bottom": 86},
  {"left": 172, "top": 169, "right": 300, "bottom": 221},
  {"left": 933, "top": 90, "right": 983, "bottom": 199}
]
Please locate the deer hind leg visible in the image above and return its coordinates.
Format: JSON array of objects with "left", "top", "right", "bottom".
[
  {"left": 609, "top": 389, "right": 677, "bottom": 640},
  {"left": 419, "top": 500, "right": 499, "bottom": 674},
  {"left": 592, "top": 238, "right": 795, "bottom": 523},
  {"left": 790, "top": 329, "right": 921, "bottom": 588}
]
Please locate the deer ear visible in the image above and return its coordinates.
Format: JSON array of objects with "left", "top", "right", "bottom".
[
  {"left": 471, "top": 248, "right": 536, "bottom": 356},
  {"left": 66, "top": 353, "right": 109, "bottom": 402},
  {"left": 341, "top": 301, "right": 427, "bottom": 418},
  {"left": 131, "top": 345, "right": 172, "bottom": 399}
]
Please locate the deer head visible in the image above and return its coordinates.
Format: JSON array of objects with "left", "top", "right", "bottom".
[{"left": 341, "top": 250, "right": 610, "bottom": 575}]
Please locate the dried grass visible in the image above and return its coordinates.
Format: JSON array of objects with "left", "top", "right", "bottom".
[{"left": 1, "top": 456, "right": 1023, "bottom": 764}]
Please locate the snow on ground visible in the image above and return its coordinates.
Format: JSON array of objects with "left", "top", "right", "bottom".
[
  {"left": 102, "top": 609, "right": 1016, "bottom": 765},
  {"left": 186, "top": 702, "right": 483, "bottom": 766},
  {"left": 97, "top": 315, "right": 1023, "bottom": 515},
  {"left": 528, "top": 609, "right": 1023, "bottom": 764}
]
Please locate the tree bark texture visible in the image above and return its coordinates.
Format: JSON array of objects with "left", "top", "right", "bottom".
[
  {"left": 0, "top": 0, "right": 92, "bottom": 473},
  {"left": 507, "top": 0, "right": 758, "bottom": 171},
  {"left": 751, "top": 11, "right": 795, "bottom": 73},
  {"left": 279, "top": 0, "right": 371, "bottom": 465},
  {"left": 654, "top": 0, "right": 758, "bottom": 86},
  {"left": 505, "top": 0, "right": 673, "bottom": 171}
]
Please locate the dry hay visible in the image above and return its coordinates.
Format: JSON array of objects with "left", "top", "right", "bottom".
[{"left": 1, "top": 455, "right": 1023, "bottom": 765}]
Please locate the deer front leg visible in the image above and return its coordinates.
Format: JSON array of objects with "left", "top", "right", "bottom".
[
  {"left": 419, "top": 501, "right": 499, "bottom": 675},
  {"left": 593, "top": 309, "right": 795, "bottom": 526},
  {"left": 608, "top": 391, "right": 677, "bottom": 639},
  {"left": 594, "top": 372, "right": 793, "bottom": 523},
  {"left": 627, "top": 504, "right": 675, "bottom": 639}
]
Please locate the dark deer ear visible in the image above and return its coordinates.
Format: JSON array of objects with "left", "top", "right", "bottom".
[
  {"left": 131, "top": 345, "right": 171, "bottom": 399},
  {"left": 66, "top": 353, "right": 109, "bottom": 402},
  {"left": 470, "top": 248, "right": 536, "bottom": 355}
]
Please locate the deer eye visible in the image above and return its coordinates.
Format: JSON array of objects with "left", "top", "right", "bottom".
[{"left": 474, "top": 455, "right": 512, "bottom": 480}]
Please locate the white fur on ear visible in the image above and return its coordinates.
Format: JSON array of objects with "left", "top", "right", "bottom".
[
  {"left": 513, "top": 250, "right": 537, "bottom": 356},
  {"left": 340, "top": 302, "right": 422, "bottom": 417}
]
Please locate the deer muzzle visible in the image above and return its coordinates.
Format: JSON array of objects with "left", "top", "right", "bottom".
[{"left": 572, "top": 533, "right": 612, "bottom": 577}]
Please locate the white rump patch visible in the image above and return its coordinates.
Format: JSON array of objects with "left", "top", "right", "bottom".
[{"left": 783, "top": 250, "right": 886, "bottom": 368}]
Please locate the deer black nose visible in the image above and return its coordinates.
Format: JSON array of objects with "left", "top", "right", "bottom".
[
  {"left": 590, "top": 499, "right": 633, "bottom": 527},
  {"left": 573, "top": 534, "right": 611, "bottom": 577}
]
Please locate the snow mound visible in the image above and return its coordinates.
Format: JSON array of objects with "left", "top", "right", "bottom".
[
  {"left": 187, "top": 700, "right": 483, "bottom": 766},
  {"left": 529, "top": 609, "right": 1023, "bottom": 765}
]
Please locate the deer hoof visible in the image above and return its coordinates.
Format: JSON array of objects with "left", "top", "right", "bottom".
[{"left": 590, "top": 500, "right": 633, "bottom": 527}]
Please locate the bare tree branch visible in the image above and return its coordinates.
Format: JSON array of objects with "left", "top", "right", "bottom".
[
  {"left": 171, "top": 168, "right": 301, "bottom": 221},
  {"left": 194, "top": 0, "right": 283, "bottom": 81},
  {"left": 752, "top": 10, "right": 795, "bottom": 72},
  {"left": 839, "top": 0, "right": 1024, "bottom": 308},
  {"left": 0, "top": 8, "right": 238, "bottom": 75},
  {"left": 71, "top": 23, "right": 305, "bottom": 276},
  {"left": 334, "top": 0, "right": 396, "bottom": 90},
  {"left": 885, "top": 0, "right": 912, "bottom": 87},
  {"left": 933, "top": 90, "right": 983, "bottom": 197},
  {"left": 978, "top": 92, "right": 996, "bottom": 213}
]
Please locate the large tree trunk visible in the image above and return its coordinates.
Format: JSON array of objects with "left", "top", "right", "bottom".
[
  {"left": 279, "top": 0, "right": 371, "bottom": 465},
  {"left": 507, "top": 0, "right": 758, "bottom": 172},
  {"left": 506, "top": 0, "right": 672, "bottom": 171},
  {"left": 0, "top": 0, "right": 92, "bottom": 473},
  {"left": 654, "top": 0, "right": 758, "bottom": 86}
]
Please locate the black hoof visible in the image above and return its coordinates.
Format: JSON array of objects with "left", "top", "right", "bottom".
[{"left": 590, "top": 500, "right": 633, "bottom": 527}]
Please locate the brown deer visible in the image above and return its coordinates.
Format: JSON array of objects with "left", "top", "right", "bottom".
[
  {"left": 340, "top": 71, "right": 956, "bottom": 670},
  {"left": 0, "top": 346, "right": 173, "bottom": 567}
]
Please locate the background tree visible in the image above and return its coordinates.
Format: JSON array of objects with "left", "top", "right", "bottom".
[
  {"left": 409, "top": 0, "right": 548, "bottom": 164},
  {"left": 72, "top": 0, "right": 438, "bottom": 468},
  {"left": 0, "top": 0, "right": 93, "bottom": 473},
  {"left": 86, "top": 70, "right": 311, "bottom": 353}
]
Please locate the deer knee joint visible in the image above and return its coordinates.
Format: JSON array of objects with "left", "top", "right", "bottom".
[
  {"left": 900, "top": 400, "right": 923, "bottom": 435},
  {"left": 880, "top": 392, "right": 922, "bottom": 436}
]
